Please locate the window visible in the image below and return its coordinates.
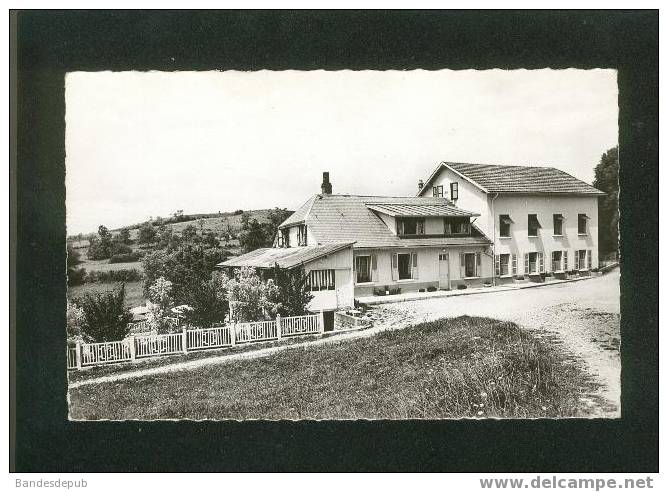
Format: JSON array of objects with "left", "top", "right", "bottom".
[
  {"left": 432, "top": 185, "right": 443, "bottom": 197},
  {"left": 578, "top": 214, "right": 589, "bottom": 235},
  {"left": 397, "top": 218, "right": 425, "bottom": 235},
  {"left": 398, "top": 253, "right": 412, "bottom": 280},
  {"left": 278, "top": 229, "right": 290, "bottom": 248},
  {"left": 524, "top": 252, "right": 545, "bottom": 274},
  {"left": 308, "top": 269, "right": 335, "bottom": 291},
  {"left": 460, "top": 252, "right": 481, "bottom": 278},
  {"left": 450, "top": 182, "right": 459, "bottom": 201},
  {"left": 297, "top": 224, "right": 308, "bottom": 246},
  {"left": 355, "top": 255, "right": 372, "bottom": 283},
  {"left": 499, "top": 214, "right": 513, "bottom": 237},
  {"left": 497, "top": 253, "right": 510, "bottom": 276},
  {"left": 552, "top": 251, "right": 563, "bottom": 272},
  {"left": 553, "top": 214, "right": 564, "bottom": 236},
  {"left": 575, "top": 249, "right": 591, "bottom": 270},
  {"left": 445, "top": 219, "right": 471, "bottom": 235},
  {"left": 528, "top": 214, "right": 542, "bottom": 237}
]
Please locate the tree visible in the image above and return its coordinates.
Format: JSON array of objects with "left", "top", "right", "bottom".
[
  {"left": 67, "top": 244, "right": 87, "bottom": 285},
  {"left": 181, "top": 224, "right": 198, "bottom": 243},
  {"left": 141, "top": 243, "right": 228, "bottom": 304},
  {"left": 269, "top": 264, "right": 313, "bottom": 317},
  {"left": 146, "top": 277, "right": 175, "bottom": 333},
  {"left": 87, "top": 224, "right": 114, "bottom": 260},
  {"left": 77, "top": 284, "right": 133, "bottom": 342},
  {"left": 182, "top": 275, "right": 228, "bottom": 328},
  {"left": 593, "top": 146, "right": 619, "bottom": 255},
  {"left": 66, "top": 301, "right": 86, "bottom": 341},
  {"left": 138, "top": 221, "right": 157, "bottom": 245},
  {"left": 218, "top": 267, "right": 280, "bottom": 322},
  {"left": 265, "top": 208, "right": 292, "bottom": 242},
  {"left": 238, "top": 218, "right": 268, "bottom": 253},
  {"left": 118, "top": 228, "right": 132, "bottom": 245},
  {"left": 98, "top": 225, "right": 111, "bottom": 241}
]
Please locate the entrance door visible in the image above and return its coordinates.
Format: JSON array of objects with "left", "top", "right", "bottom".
[
  {"left": 323, "top": 311, "right": 335, "bottom": 332},
  {"left": 438, "top": 253, "right": 450, "bottom": 290}
]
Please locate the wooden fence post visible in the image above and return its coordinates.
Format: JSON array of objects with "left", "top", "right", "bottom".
[
  {"left": 128, "top": 336, "right": 136, "bottom": 362},
  {"left": 75, "top": 342, "right": 82, "bottom": 370},
  {"left": 319, "top": 309, "right": 325, "bottom": 334},
  {"left": 182, "top": 328, "right": 188, "bottom": 354},
  {"left": 276, "top": 314, "right": 282, "bottom": 340},
  {"left": 230, "top": 323, "right": 236, "bottom": 347}
]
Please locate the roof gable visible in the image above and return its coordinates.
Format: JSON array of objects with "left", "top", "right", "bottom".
[{"left": 419, "top": 161, "right": 605, "bottom": 196}]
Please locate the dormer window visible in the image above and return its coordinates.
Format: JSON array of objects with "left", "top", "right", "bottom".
[
  {"left": 397, "top": 218, "right": 425, "bottom": 236},
  {"left": 444, "top": 218, "right": 471, "bottom": 236},
  {"left": 450, "top": 182, "right": 459, "bottom": 201},
  {"left": 297, "top": 224, "right": 307, "bottom": 246},
  {"left": 432, "top": 185, "right": 443, "bottom": 198}
]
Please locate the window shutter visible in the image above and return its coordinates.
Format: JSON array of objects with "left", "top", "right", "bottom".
[
  {"left": 417, "top": 220, "right": 425, "bottom": 235},
  {"left": 459, "top": 253, "right": 465, "bottom": 278},
  {"left": 475, "top": 252, "right": 481, "bottom": 277},
  {"left": 539, "top": 252, "right": 545, "bottom": 273},
  {"left": 412, "top": 252, "right": 419, "bottom": 279},
  {"left": 352, "top": 256, "right": 356, "bottom": 271},
  {"left": 512, "top": 254, "right": 517, "bottom": 275},
  {"left": 391, "top": 254, "right": 398, "bottom": 281},
  {"left": 587, "top": 250, "right": 592, "bottom": 270},
  {"left": 524, "top": 253, "right": 529, "bottom": 274},
  {"left": 494, "top": 255, "right": 500, "bottom": 276},
  {"left": 563, "top": 250, "right": 568, "bottom": 271},
  {"left": 575, "top": 251, "right": 580, "bottom": 270},
  {"left": 371, "top": 254, "right": 378, "bottom": 282}
]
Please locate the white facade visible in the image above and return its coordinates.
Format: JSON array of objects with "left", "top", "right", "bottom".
[
  {"left": 303, "top": 246, "right": 355, "bottom": 312},
  {"left": 421, "top": 166, "right": 600, "bottom": 276}
]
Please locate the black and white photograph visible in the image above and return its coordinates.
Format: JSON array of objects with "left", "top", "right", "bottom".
[
  {"left": 64, "top": 69, "right": 621, "bottom": 420},
  {"left": 11, "top": 8, "right": 658, "bottom": 476}
]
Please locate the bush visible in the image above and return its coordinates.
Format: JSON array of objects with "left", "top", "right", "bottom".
[
  {"left": 457, "top": 284, "right": 467, "bottom": 290},
  {"left": 427, "top": 286, "right": 438, "bottom": 292},
  {"left": 86, "top": 269, "right": 142, "bottom": 283},
  {"left": 68, "top": 267, "right": 87, "bottom": 286},
  {"left": 76, "top": 284, "right": 134, "bottom": 342},
  {"left": 111, "top": 242, "right": 133, "bottom": 255},
  {"left": 388, "top": 287, "right": 401, "bottom": 295},
  {"left": 109, "top": 252, "right": 142, "bottom": 263},
  {"left": 418, "top": 289, "right": 425, "bottom": 293}
]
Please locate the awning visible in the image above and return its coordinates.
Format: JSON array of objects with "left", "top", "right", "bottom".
[
  {"left": 501, "top": 215, "right": 514, "bottom": 225},
  {"left": 554, "top": 213, "right": 565, "bottom": 220},
  {"left": 581, "top": 214, "right": 591, "bottom": 220}
]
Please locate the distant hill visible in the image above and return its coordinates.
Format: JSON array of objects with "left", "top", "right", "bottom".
[{"left": 68, "top": 209, "right": 290, "bottom": 247}]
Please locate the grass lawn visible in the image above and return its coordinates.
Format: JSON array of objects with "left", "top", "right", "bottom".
[
  {"left": 67, "top": 280, "right": 146, "bottom": 308},
  {"left": 79, "top": 257, "right": 144, "bottom": 273},
  {"left": 68, "top": 316, "right": 604, "bottom": 420}
]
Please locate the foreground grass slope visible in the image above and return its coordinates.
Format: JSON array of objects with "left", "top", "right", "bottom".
[{"left": 69, "top": 316, "right": 602, "bottom": 420}]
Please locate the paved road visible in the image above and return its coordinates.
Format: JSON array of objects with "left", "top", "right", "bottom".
[{"left": 371, "top": 270, "right": 621, "bottom": 416}]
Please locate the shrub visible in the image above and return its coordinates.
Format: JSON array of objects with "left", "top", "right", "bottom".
[
  {"left": 418, "top": 288, "right": 425, "bottom": 293},
  {"left": 218, "top": 267, "right": 279, "bottom": 322},
  {"left": 86, "top": 269, "right": 142, "bottom": 283},
  {"left": 76, "top": 284, "right": 133, "bottom": 342},
  {"left": 68, "top": 267, "right": 87, "bottom": 286},
  {"left": 267, "top": 264, "right": 313, "bottom": 317},
  {"left": 427, "top": 286, "right": 438, "bottom": 292},
  {"left": 388, "top": 287, "right": 401, "bottom": 295},
  {"left": 373, "top": 288, "right": 386, "bottom": 296},
  {"left": 457, "top": 284, "right": 467, "bottom": 290},
  {"left": 111, "top": 242, "right": 133, "bottom": 255},
  {"left": 86, "top": 237, "right": 111, "bottom": 260},
  {"left": 233, "top": 209, "right": 244, "bottom": 215},
  {"left": 109, "top": 252, "right": 142, "bottom": 263}
]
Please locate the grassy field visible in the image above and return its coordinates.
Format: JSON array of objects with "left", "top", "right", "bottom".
[
  {"left": 68, "top": 316, "right": 603, "bottom": 420},
  {"left": 67, "top": 280, "right": 145, "bottom": 308}
]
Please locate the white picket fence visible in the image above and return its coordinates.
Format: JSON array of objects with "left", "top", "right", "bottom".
[{"left": 67, "top": 312, "right": 324, "bottom": 370}]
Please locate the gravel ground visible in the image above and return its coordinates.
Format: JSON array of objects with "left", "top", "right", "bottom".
[{"left": 367, "top": 269, "right": 621, "bottom": 417}]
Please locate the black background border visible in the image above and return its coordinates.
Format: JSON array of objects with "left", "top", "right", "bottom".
[{"left": 11, "top": 10, "right": 658, "bottom": 472}]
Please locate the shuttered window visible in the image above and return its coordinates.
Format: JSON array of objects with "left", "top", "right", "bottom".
[
  {"left": 432, "top": 185, "right": 443, "bottom": 197},
  {"left": 511, "top": 254, "right": 517, "bottom": 275},
  {"left": 308, "top": 269, "right": 335, "bottom": 291},
  {"left": 496, "top": 254, "right": 510, "bottom": 276},
  {"left": 450, "top": 182, "right": 459, "bottom": 200}
]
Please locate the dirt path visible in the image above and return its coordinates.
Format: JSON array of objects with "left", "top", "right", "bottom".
[{"left": 368, "top": 270, "right": 621, "bottom": 417}]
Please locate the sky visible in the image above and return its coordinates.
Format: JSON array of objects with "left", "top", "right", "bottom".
[{"left": 65, "top": 69, "right": 618, "bottom": 235}]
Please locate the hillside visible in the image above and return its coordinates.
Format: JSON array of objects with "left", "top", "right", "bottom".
[{"left": 68, "top": 209, "right": 281, "bottom": 248}]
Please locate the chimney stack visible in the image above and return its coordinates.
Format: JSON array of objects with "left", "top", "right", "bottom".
[
  {"left": 321, "top": 172, "right": 332, "bottom": 195},
  {"left": 418, "top": 179, "right": 424, "bottom": 191}
]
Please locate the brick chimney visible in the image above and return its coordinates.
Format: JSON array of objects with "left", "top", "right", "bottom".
[
  {"left": 321, "top": 172, "right": 332, "bottom": 195},
  {"left": 418, "top": 179, "right": 424, "bottom": 192}
]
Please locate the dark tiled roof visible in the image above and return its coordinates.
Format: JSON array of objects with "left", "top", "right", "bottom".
[
  {"left": 366, "top": 202, "right": 479, "bottom": 217},
  {"left": 218, "top": 242, "right": 354, "bottom": 269},
  {"left": 426, "top": 162, "right": 605, "bottom": 195},
  {"left": 279, "top": 194, "right": 491, "bottom": 249}
]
